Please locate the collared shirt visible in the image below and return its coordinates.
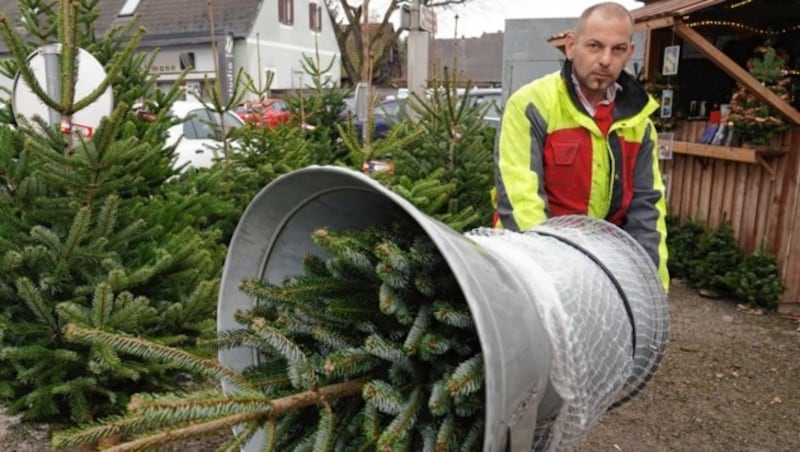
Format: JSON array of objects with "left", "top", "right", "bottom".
[{"left": 571, "top": 73, "right": 622, "bottom": 116}]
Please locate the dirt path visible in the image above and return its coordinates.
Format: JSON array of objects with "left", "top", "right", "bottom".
[
  {"left": 1, "top": 280, "right": 797, "bottom": 451},
  {"left": 579, "top": 280, "right": 800, "bottom": 452}
]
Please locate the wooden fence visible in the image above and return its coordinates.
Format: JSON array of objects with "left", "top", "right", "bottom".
[{"left": 661, "top": 121, "right": 800, "bottom": 314}]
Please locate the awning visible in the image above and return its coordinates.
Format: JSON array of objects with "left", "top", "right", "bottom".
[{"left": 548, "top": 0, "right": 726, "bottom": 43}]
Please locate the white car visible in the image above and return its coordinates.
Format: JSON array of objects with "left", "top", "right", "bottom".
[{"left": 166, "top": 101, "right": 245, "bottom": 169}]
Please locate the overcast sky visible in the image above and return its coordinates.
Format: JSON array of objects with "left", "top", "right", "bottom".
[
  {"left": 432, "top": 0, "right": 643, "bottom": 38},
  {"left": 367, "top": 0, "right": 644, "bottom": 38}
]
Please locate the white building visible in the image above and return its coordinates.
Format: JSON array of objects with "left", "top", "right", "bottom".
[{"left": 0, "top": 0, "right": 342, "bottom": 101}]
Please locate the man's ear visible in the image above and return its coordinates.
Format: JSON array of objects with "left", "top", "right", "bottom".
[{"left": 564, "top": 32, "right": 576, "bottom": 60}]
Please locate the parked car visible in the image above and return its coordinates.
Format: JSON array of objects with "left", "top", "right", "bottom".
[
  {"left": 234, "top": 98, "right": 292, "bottom": 128},
  {"left": 378, "top": 88, "right": 503, "bottom": 128},
  {"left": 166, "top": 101, "right": 245, "bottom": 169},
  {"left": 463, "top": 88, "right": 503, "bottom": 126},
  {"left": 341, "top": 96, "right": 392, "bottom": 141}
]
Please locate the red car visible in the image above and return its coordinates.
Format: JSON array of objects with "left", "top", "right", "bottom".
[{"left": 235, "top": 98, "right": 291, "bottom": 128}]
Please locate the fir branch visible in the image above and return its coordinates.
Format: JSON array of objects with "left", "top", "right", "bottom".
[
  {"left": 313, "top": 404, "right": 335, "bottom": 452},
  {"left": 0, "top": 15, "right": 61, "bottom": 111},
  {"left": 95, "top": 194, "right": 119, "bottom": 239},
  {"left": 91, "top": 282, "right": 114, "bottom": 328},
  {"left": 420, "top": 425, "right": 436, "bottom": 452},
  {"left": 323, "top": 348, "right": 381, "bottom": 379},
  {"left": 362, "top": 379, "right": 404, "bottom": 415},
  {"left": 376, "top": 388, "right": 421, "bottom": 451},
  {"left": 310, "top": 323, "right": 355, "bottom": 350},
  {"left": 57, "top": 379, "right": 368, "bottom": 450},
  {"left": 413, "top": 274, "right": 436, "bottom": 297},
  {"left": 63, "top": 324, "right": 253, "bottom": 392},
  {"left": 303, "top": 253, "right": 330, "bottom": 277},
  {"left": 51, "top": 413, "right": 150, "bottom": 449},
  {"left": 427, "top": 379, "right": 451, "bottom": 417},
  {"left": 432, "top": 300, "right": 473, "bottom": 329},
  {"left": 250, "top": 317, "right": 307, "bottom": 366},
  {"left": 324, "top": 297, "right": 383, "bottom": 323},
  {"left": 29, "top": 225, "right": 63, "bottom": 254},
  {"left": 64, "top": 207, "right": 91, "bottom": 260},
  {"left": 403, "top": 304, "right": 432, "bottom": 355},
  {"left": 15, "top": 277, "right": 60, "bottom": 334},
  {"left": 435, "top": 414, "right": 457, "bottom": 451},
  {"left": 459, "top": 418, "right": 483, "bottom": 452},
  {"left": 361, "top": 401, "right": 381, "bottom": 443},
  {"left": 378, "top": 282, "right": 410, "bottom": 321},
  {"left": 446, "top": 354, "right": 483, "bottom": 398},
  {"left": 418, "top": 332, "right": 454, "bottom": 358},
  {"left": 375, "top": 262, "right": 409, "bottom": 290},
  {"left": 127, "top": 392, "right": 276, "bottom": 425},
  {"left": 374, "top": 240, "right": 411, "bottom": 275},
  {"left": 363, "top": 334, "right": 412, "bottom": 370}
]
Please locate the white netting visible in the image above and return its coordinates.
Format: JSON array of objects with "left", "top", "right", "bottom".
[{"left": 466, "top": 216, "right": 669, "bottom": 451}]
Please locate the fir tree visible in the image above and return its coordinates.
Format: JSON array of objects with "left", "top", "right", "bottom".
[
  {"left": 728, "top": 45, "right": 791, "bottom": 146},
  {"left": 0, "top": 0, "right": 224, "bottom": 423},
  {"left": 53, "top": 221, "right": 486, "bottom": 450},
  {"left": 373, "top": 70, "right": 496, "bottom": 231}
]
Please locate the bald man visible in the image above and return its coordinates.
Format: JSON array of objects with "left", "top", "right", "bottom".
[{"left": 493, "top": 2, "right": 669, "bottom": 291}]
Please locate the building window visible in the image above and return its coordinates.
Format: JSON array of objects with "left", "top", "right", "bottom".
[
  {"left": 309, "top": 2, "right": 322, "bottom": 32},
  {"left": 279, "top": 0, "right": 294, "bottom": 26},
  {"left": 118, "top": 0, "right": 142, "bottom": 17}
]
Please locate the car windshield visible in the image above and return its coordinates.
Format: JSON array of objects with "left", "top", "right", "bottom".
[{"left": 183, "top": 108, "right": 242, "bottom": 140}]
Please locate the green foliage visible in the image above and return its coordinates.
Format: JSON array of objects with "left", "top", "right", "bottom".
[
  {"left": 667, "top": 217, "right": 784, "bottom": 309},
  {"left": 687, "top": 222, "right": 742, "bottom": 294},
  {"left": 728, "top": 46, "right": 791, "bottom": 145},
  {"left": 0, "top": 2, "right": 223, "bottom": 424},
  {"left": 366, "top": 80, "right": 495, "bottom": 231},
  {"left": 666, "top": 215, "right": 706, "bottom": 279},
  {"left": 722, "top": 249, "right": 785, "bottom": 310},
  {"left": 283, "top": 50, "right": 352, "bottom": 164},
  {"left": 54, "top": 222, "right": 485, "bottom": 450}
]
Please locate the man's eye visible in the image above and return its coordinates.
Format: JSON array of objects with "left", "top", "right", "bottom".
[{"left": 587, "top": 43, "right": 599, "bottom": 50}]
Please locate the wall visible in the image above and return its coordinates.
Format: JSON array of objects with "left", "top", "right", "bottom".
[
  {"left": 501, "top": 18, "right": 646, "bottom": 101},
  {"left": 662, "top": 123, "right": 800, "bottom": 313},
  {"left": 247, "top": 0, "right": 340, "bottom": 92}
]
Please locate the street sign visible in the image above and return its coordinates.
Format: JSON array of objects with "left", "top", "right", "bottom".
[
  {"left": 420, "top": 5, "right": 437, "bottom": 34},
  {"left": 12, "top": 44, "right": 113, "bottom": 137}
]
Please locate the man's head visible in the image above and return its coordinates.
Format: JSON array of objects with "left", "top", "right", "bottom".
[{"left": 565, "top": 2, "right": 635, "bottom": 101}]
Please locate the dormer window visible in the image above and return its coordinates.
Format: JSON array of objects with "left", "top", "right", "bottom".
[{"left": 118, "top": 0, "right": 142, "bottom": 17}]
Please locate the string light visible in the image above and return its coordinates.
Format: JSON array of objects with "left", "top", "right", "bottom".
[
  {"left": 686, "top": 20, "right": 800, "bottom": 36},
  {"left": 728, "top": 0, "right": 753, "bottom": 8}
]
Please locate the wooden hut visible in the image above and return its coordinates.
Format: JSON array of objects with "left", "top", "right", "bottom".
[{"left": 551, "top": 0, "right": 800, "bottom": 313}]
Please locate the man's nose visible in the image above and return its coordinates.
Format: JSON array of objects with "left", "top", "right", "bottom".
[{"left": 599, "top": 49, "right": 613, "bottom": 66}]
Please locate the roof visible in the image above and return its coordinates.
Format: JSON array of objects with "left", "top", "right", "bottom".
[
  {"left": 632, "top": 0, "right": 725, "bottom": 22},
  {"left": 0, "top": 0, "right": 262, "bottom": 51},
  {"left": 548, "top": 0, "right": 726, "bottom": 41}
]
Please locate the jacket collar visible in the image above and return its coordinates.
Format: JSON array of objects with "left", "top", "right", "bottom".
[{"left": 560, "top": 59, "right": 654, "bottom": 121}]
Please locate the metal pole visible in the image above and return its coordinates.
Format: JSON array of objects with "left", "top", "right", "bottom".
[
  {"left": 42, "top": 44, "right": 62, "bottom": 127},
  {"left": 406, "top": 0, "right": 429, "bottom": 100}
]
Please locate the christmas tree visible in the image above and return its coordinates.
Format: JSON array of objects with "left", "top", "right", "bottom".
[
  {"left": 0, "top": 0, "right": 225, "bottom": 423},
  {"left": 55, "top": 221, "right": 486, "bottom": 450},
  {"left": 728, "top": 45, "right": 791, "bottom": 146}
]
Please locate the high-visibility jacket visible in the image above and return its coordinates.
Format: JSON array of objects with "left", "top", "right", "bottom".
[{"left": 494, "top": 61, "right": 670, "bottom": 291}]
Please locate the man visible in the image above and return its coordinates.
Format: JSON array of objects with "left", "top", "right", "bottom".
[{"left": 493, "top": 2, "right": 669, "bottom": 291}]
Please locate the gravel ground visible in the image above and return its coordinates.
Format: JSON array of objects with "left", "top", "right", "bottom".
[{"left": 0, "top": 279, "right": 797, "bottom": 451}]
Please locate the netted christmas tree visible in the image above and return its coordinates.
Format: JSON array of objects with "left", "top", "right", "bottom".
[
  {"left": 55, "top": 219, "right": 486, "bottom": 450},
  {"left": 728, "top": 45, "right": 791, "bottom": 146}
]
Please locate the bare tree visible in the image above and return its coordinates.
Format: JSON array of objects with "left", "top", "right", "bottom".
[{"left": 325, "top": 0, "right": 473, "bottom": 86}]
